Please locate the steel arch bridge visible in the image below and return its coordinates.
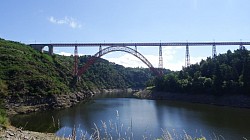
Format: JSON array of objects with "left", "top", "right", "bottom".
[
  {"left": 77, "top": 46, "right": 161, "bottom": 76},
  {"left": 29, "top": 41, "right": 250, "bottom": 78}
]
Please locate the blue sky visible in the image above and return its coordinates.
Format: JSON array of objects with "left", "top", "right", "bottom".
[{"left": 1, "top": 0, "right": 249, "bottom": 70}]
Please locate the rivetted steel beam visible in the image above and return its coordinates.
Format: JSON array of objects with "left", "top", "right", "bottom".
[
  {"left": 158, "top": 44, "right": 163, "bottom": 69},
  {"left": 48, "top": 45, "right": 53, "bottom": 55},
  {"left": 29, "top": 42, "right": 250, "bottom": 47},
  {"left": 185, "top": 45, "right": 190, "bottom": 67},
  {"left": 212, "top": 44, "right": 217, "bottom": 58},
  {"left": 77, "top": 46, "right": 161, "bottom": 76},
  {"left": 73, "top": 46, "right": 78, "bottom": 76}
]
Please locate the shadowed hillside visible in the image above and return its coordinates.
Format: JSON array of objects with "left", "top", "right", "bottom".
[
  {"left": 155, "top": 47, "right": 250, "bottom": 95},
  {"left": 0, "top": 38, "right": 159, "bottom": 122}
]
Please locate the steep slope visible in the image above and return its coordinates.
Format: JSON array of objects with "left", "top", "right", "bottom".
[
  {"left": 0, "top": 38, "right": 156, "bottom": 115},
  {"left": 0, "top": 39, "right": 72, "bottom": 97},
  {"left": 155, "top": 48, "right": 250, "bottom": 95}
]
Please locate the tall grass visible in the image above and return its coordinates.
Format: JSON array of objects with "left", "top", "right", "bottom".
[
  {"left": 0, "top": 101, "right": 9, "bottom": 128},
  {"left": 58, "top": 111, "right": 209, "bottom": 140}
]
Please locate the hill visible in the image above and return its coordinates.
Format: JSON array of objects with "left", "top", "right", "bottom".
[
  {"left": 154, "top": 47, "right": 250, "bottom": 95},
  {"left": 0, "top": 38, "right": 157, "bottom": 117}
]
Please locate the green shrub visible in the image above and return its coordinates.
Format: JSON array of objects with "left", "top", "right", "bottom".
[
  {"left": 0, "top": 102, "right": 9, "bottom": 127},
  {"left": 0, "top": 79, "right": 8, "bottom": 96}
]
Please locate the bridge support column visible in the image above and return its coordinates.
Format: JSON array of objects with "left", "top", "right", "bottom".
[
  {"left": 48, "top": 45, "right": 53, "bottom": 55},
  {"left": 73, "top": 46, "right": 78, "bottom": 76},
  {"left": 135, "top": 45, "right": 137, "bottom": 56},
  {"left": 158, "top": 44, "right": 163, "bottom": 69},
  {"left": 99, "top": 45, "right": 102, "bottom": 56},
  {"left": 185, "top": 44, "right": 190, "bottom": 67},
  {"left": 158, "top": 44, "right": 163, "bottom": 75},
  {"left": 212, "top": 44, "right": 217, "bottom": 58},
  {"left": 239, "top": 44, "right": 245, "bottom": 50},
  {"left": 30, "top": 44, "right": 45, "bottom": 53}
]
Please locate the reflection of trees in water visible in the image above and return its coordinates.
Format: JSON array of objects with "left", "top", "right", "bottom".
[
  {"left": 154, "top": 100, "right": 250, "bottom": 138},
  {"left": 11, "top": 98, "right": 250, "bottom": 139},
  {"left": 10, "top": 101, "right": 93, "bottom": 133},
  {"left": 11, "top": 111, "right": 58, "bottom": 133},
  {"left": 11, "top": 101, "right": 113, "bottom": 134}
]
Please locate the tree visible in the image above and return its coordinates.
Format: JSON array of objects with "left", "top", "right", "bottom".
[
  {"left": 154, "top": 48, "right": 250, "bottom": 95},
  {"left": 242, "top": 57, "right": 250, "bottom": 94}
]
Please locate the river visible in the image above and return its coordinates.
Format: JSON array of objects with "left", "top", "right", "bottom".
[{"left": 11, "top": 95, "right": 250, "bottom": 139}]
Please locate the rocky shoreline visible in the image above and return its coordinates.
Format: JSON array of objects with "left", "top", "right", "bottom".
[
  {"left": 0, "top": 126, "right": 62, "bottom": 140},
  {"left": 135, "top": 88, "right": 250, "bottom": 108},
  {"left": 5, "top": 91, "right": 92, "bottom": 115},
  {"left": 4, "top": 88, "right": 135, "bottom": 115},
  {"left": 1, "top": 88, "right": 134, "bottom": 139},
  {"left": 3, "top": 88, "right": 249, "bottom": 139}
]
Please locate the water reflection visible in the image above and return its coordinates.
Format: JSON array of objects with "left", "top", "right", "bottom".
[{"left": 11, "top": 98, "right": 250, "bottom": 139}]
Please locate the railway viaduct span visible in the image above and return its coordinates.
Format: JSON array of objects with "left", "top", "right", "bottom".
[{"left": 30, "top": 42, "right": 250, "bottom": 76}]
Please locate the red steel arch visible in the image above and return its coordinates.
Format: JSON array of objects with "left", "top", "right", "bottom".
[{"left": 77, "top": 46, "right": 160, "bottom": 76}]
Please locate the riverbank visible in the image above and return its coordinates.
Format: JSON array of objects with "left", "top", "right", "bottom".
[
  {"left": 5, "top": 88, "right": 135, "bottom": 115},
  {"left": 134, "top": 88, "right": 250, "bottom": 108},
  {"left": 1, "top": 88, "right": 135, "bottom": 139},
  {"left": 10, "top": 95, "right": 249, "bottom": 139},
  {"left": 0, "top": 126, "right": 63, "bottom": 140},
  {"left": 4, "top": 91, "right": 93, "bottom": 115}
]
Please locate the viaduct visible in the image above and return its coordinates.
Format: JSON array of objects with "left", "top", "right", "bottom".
[{"left": 30, "top": 42, "right": 250, "bottom": 76}]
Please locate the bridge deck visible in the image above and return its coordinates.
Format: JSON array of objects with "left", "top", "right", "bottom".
[{"left": 29, "top": 42, "right": 250, "bottom": 47}]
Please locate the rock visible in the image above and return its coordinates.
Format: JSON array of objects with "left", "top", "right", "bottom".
[
  {"left": 6, "top": 130, "right": 14, "bottom": 136},
  {"left": 24, "top": 135, "right": 29, "bottom": 139},
  {"left": 5, "top": 88, "right": 132, "bottom": 116}
]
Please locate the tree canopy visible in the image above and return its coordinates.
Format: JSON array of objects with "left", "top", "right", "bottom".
[
  {"left": 154, "top": 47, "right": 250, "bottom": 95},
  {"left": 0, "top": 38, "right": 156, "bottom": 98}
]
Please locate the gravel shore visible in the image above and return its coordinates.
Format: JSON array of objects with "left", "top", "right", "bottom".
[{"left": 0, "top": 126, "right": 64, "bottom": 140}]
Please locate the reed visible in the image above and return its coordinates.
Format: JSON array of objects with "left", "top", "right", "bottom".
[{"left": 62, "top": 111, "right": 210, "bottom": 140}]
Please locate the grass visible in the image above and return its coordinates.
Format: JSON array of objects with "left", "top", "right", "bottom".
[
  {"left": 0, "top": 114, "right": 8, "bottom": 128},
  {"left": 4, "top": 111, "right": 231, "bottom": 140},
  {"left": 63, "top": 124, "right": 208, "bottom": 140},
  {"left": 0, "top": 101, "right": 9, "bottom": 128},
  {"left": 56, "top": 111, "right": 210, "bottom": 140}
]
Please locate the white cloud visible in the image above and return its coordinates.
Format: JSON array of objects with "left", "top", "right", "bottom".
[
  {"left": 103, "top": 46, "right": 207, "bottom": 71},
  {"left": 58, "top": 52, "right": 72, "bottom": 56},
  {"left": 48, "top": 16, "right": 82, "bottom": 29},
  {"left": 162, "top": 46, "right": 183, "bottom": 70},
  {"left": 56, "top": 52, "right": 85, "bottom": 56},
  {"left": 190, "top": 56, "right": 206, "bottom": 64},
  {"left": 165, "top": 60, "right": 184, "bottom": 71},
  {"left": 55, "top": 46, "right": 207, "bottom": 71},
  {"left": 103, "top": 53, "right": 152, "bottom": 68}
]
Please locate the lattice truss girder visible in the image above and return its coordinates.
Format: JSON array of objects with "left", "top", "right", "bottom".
[{"left": 77, "top": 46, "right": 160, "bottom": 76}]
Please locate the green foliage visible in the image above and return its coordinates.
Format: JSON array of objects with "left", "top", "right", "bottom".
[
  {"left": 0, "top": 101, "right": 9, "bottom": 127},
  {"left": 78, "top": 56, "right": 156, "bottom": 89},
  {"left": 0, "top": 38, "right": 163, "bottom": 126},
  {"left": 0, "top": 79, "right": 8, "bottom": 97},
  {"left": 0, "top": 38, "right": 158, "bottom": 99},
  {"left": 0, "top": 39, "right": 74, "bottom": 97},
  {"left": 154, "top": 48, "right": 250, "bottom": 95},
  {"left": 0, "top": 109, "right": 9, "bottom": 127}
]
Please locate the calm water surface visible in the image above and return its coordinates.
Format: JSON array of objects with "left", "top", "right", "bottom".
[{"left": 11, "top": 96, "right": 250, "bottom": 139}]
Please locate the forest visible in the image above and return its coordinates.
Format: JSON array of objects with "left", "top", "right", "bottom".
[
  {"left": 154, "top": 47, "right": 250, "bottom": 95},
  {"left": 0, "top": 38, "right": 154, "bottom": 98},
  {"left": 0, "top": 38, "right": 156, "bottom": 126},
  {"left": 1, "top": 38, "right": 249, "bottom": 126}
]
